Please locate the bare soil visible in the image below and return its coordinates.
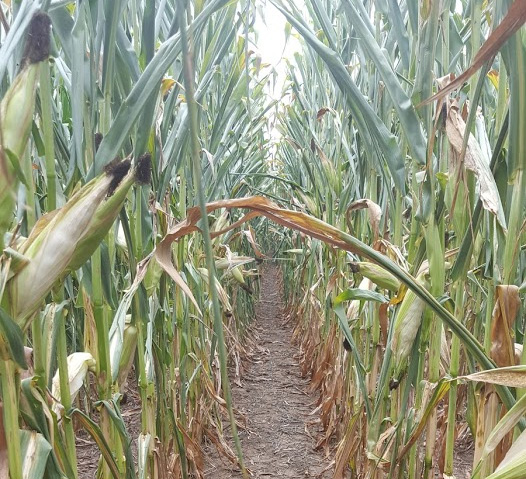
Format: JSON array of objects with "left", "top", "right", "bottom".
[{"left": 203, "top": 263, "right": 331, "bottom": 478}]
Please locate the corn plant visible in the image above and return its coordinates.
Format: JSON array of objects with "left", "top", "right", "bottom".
[
  {"left": 0, "top": 1, "right": 274, "bottom": 479},
  {"left": 3, "top": 1, "right": 526, "bottom": 479},
  {"left": 270, "top": 1, "right": 526, "bottom": 478}
]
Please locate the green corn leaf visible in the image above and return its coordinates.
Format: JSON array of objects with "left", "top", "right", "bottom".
[
  {"left": 0, "top": 307, "right": 27, "bottom": 368},
  {"left": 340, "top": 0, "right": 426, "bottom": 165},
  {"left": 334, "top": 305, "right": 371, "bottom": 418},
  {"left": 334, "top": 288, "right": 388, "bottom": 305},
  {"left": 19, "top": 430, "right": 52, "bottom": 479},
  {"left": 69, "top": 408, "right": 121, "bottom": 479},
  {"left": 95, "top": 398, "right": 135, "bottom": 479},
  {"left": 486, "top": 428, "right": 526, "bottom": 479},
  {"left": 271, "top": 0, "right": 406, "bottom": 193},
  {"left": 90, "top": 0, "right": 233, "bottom": 177}
]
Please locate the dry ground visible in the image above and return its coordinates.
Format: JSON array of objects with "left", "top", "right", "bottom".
[{"left": 203, "top": 263, "right": 331, "bottom": 478}]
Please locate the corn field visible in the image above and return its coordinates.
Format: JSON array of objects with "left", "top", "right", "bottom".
[{"left": 1, "top": 0, "right": 526, "bottom": 478}]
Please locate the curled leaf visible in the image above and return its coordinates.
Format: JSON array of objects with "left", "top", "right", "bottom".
[{"left": 347, "top": 199, "right": 382, "bottom": 240}]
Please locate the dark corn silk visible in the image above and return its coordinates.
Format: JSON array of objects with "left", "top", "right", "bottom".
[
  {"left": 94, "top": 133, "right": 103, "bottom": 152},
  {"left": 22, "top": 12, "right": 51, "bottom": 66},
  {"left": 389, "top": 378, "right": 400, "bottom": 391},
  {"left": 136, "top": 153, "right": 152, "bottom": 185},
  {"left": 104, "top": 159, "right": 132, "bottom": 196},
  {"left": 349, "top": 262, "right": 360, "bottom": 273}
]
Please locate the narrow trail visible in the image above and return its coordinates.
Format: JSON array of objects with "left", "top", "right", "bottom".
[{"left": 204, "top": 264, "right": 331, "bottom": 478}]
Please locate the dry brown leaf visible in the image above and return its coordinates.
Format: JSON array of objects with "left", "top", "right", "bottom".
[
  {"left": 461, "top": 365, "right": 526, "bottom": 388},
  {"left": 445, "top": 102, "right": 505, "bottom": 227},
  {"left": 155, "top": 197, "right": 364, "bottom": 287},
  {"left": 243, "top": 226, "right": 266, "bottom": 259},
  {"left": 397, "top": 380, "right": 450, "bottom": 461},
  {"left": 347, "top": 199, "right": 382, "bottom": 240},
  {"left": 155, "top": 244, "right": 202, "bottom": 314},
  {"left": 374, "top": 423, "right": 397, "bottom": 460},
  {"left": 316, "top": 107, "right": 331, "bottom": 121},
  {"left": 83, "top": 291, "right": 97, "bottom": 357},
  {"left": 204, "top": 423, "right": 243, "bottom": 469},
  {"left": 325, "top": 271, "right": 341, "bottom": 298},
  {"left": 176, "top": 420, "right": 204, "bottom": 474},
  {"left": 490, "top": 285, "right": 521, "bottom": 367},
  {"left": 422, "top": 0, "right": 526, "bottom": 105}
]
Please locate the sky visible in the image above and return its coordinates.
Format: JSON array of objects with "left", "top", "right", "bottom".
[{"left": 253, "top": 2, "right": 301, "bottom": 99}]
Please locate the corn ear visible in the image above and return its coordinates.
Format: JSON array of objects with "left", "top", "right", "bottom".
[
  {"left": 144, "top": 259, "right": 163, "bottom": 297},
  {"left": 69, "top": 153, "right": 151, "bottom": 273},
  {"left": 346, "top": 277, "right": 374, "bottom": 320},
  {"left": 0, "top": 149, "right": 16, "bottom": 248},
  {"left": 1, "top": 66, "right": 40, "bottom": 162},
  {"left": 6, "top": 162, "right": 131, "bottom": 329},
  {"left": 296, "top": 191, "right": 318, "bottom": 215},
  {"left": 514, "top": 343, "right": 523, "bottom": 365},
  {"left": 314, "top": 142, "right": 340, "bottom": 194},
  {"left": 350, "top": 261, "right": 401, "bottom": 292},
  {"left": 284, "top": 249, "right": 304, "bottom": 255},
  {"left": 2, "top": 247, "right": 30, "bottom": 281},
  {"left": 215, "top": 255, "right": 254, "bottom": 270},
  {"left": 116, "top": 223, "right": 128, "bottom": 251},
  {"left": 211, "top": 211, "right": 230, "bottom": 238},
  {"left": 215, "top": 258, "right": 231, "bottom": 269},
  {"left": 230, "top": 265, "right": 254, "bottom": 294},
  {"left": 230, "top": 266, "right": 246, "bottom": 285},
  {"left": 0, "top": 13, "right": 51, "bottom": 245},
  {"left": 351, "top": 261, "right": 399, "bottom": 290},
  {"left": 117, "top": 324, "right": 138, "bottom": 388},
  {"left": 391, "top": 272, "right": 429, "bottom": 377},
  {"left": 66, "top": 160, "right": 134, "bottom": 272},
  {"left": 51, "top": 352, "right": 96, "bottom": 414}
]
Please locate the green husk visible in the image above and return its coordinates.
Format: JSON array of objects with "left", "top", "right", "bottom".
[
  {"left": 5, "top": 162, "right": 133, "bottom": 329},
  {"left": 0, "top": 12, "right": 51, "bottom": 246},
  {"left": 350, "top": 261, "right": 401, "bottom": 292},
  {"left": 391, "top": 272, "right": 430, "bottom": 378}
]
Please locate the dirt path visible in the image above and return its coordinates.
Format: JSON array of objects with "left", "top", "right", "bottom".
[{"left": 204, "top": 264, "right": 331, "bottom": 478}]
